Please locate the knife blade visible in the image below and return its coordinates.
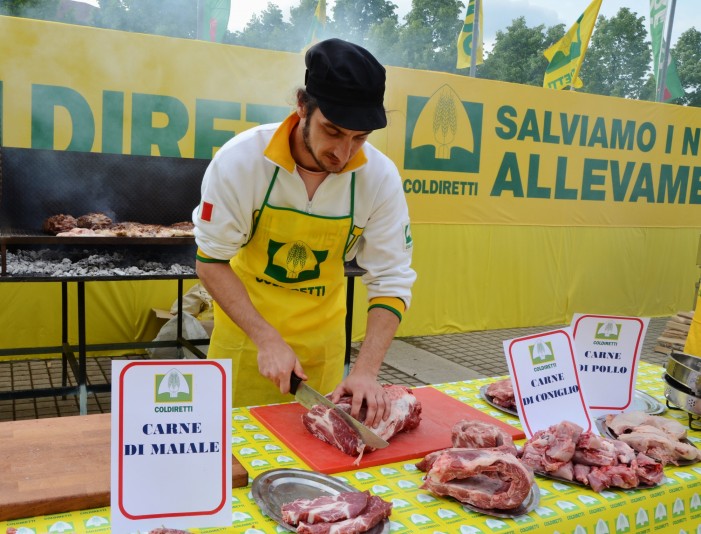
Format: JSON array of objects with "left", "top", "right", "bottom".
[{"left": 289, "top": 373, "right": 389, "bottom": 449}]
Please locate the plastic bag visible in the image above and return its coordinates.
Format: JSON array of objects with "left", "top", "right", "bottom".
[
  {"left": 170, "top": 283, "right": 213, "bottom": 318},
  {"left": 147, "top": 311, "right": 210, "bottom": 359}
]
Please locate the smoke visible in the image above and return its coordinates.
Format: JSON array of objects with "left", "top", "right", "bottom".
[{"left": 0, "top": 148, "right": 207, "bottom": 231}]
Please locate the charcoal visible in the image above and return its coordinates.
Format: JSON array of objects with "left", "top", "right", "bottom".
[{"left": 4, "top": 248, "right": 195, "bottom": 277}]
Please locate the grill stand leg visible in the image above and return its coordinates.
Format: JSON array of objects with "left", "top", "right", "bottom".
[
  {"left": 176, "top": 278, "right": 184, "bottom": 359},
  {"left": 78, "top": 281, "right": 87, "bottom": 415},
  {"left": 61, "top": 281, "right": 68, "bottom": 395},
  {"left": 344, "top": 277, "right": 355, "bottom": 377}
]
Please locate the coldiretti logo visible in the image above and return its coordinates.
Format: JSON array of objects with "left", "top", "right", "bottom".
[
  {"left": 595, "top": 322, "right": 622, "bottom": 341},
  {"left": 529, "top": 341, "right": 555, "bottom": 365},
  {"left": 404, "top": 85, "right": 483, "bottom": 173},
  {"left": 265, "top": 239, "right": 328, "bottom": 283},
  {"left": 155, "top": 369, "right": 193, "bottom": 402}
]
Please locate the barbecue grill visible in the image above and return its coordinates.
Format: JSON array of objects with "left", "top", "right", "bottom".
[
  {"left": 0, "top": 146, "right": 211, "bottom": 413},
  {"left": 0, "top": 147, "right": 365, "bottom": 413}
]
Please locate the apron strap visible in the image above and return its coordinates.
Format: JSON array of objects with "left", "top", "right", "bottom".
[{"left": 248, "top": 166, "right": 280, "bottom": 244}]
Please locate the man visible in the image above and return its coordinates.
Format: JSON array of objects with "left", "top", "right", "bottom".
[{"left": 193, "top": 38, "right": 416, "bottom": 427}]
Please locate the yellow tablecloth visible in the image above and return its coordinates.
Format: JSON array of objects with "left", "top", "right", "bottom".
[{"left": 3, "top": 362, "right": 701, "bottom": 533}]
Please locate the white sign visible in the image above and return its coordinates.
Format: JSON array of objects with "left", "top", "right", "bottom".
[
  {"left": 571, "top": 313, "right": 650, "bottom": 416},
  {"left": 111, "top": 359, "right": 232, "bottom": 533},
  {"left": 504, "top": 328, "right": 593, "bottom": 438}
]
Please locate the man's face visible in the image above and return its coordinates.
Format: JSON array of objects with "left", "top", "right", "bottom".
[{"left": 300, "top": 107, "right": 371, "bottom": 174}]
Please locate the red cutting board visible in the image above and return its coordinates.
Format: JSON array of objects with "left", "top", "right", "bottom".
[{"left": 250, "top": 386, "right": 525, "bottom": 474}]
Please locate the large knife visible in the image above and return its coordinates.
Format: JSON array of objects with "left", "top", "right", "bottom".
[{"left": 290, "top": 373, "right": 389, "bottom": 449}]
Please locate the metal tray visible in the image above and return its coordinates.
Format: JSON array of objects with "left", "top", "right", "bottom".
[
  {"left": 481, "top": 385, "right": 663, "bottom": 416},
  {"left": 480, "top": 384, "right": 517, "bottom": 416},
  {"left": 630, "top": 390, "right": 665, "bottom": 415},
  {"left": 666, "top": 351, "right": 701, "bottom": 395},
  {"left": 251, "top": 468, "right": 389, "bottom": 533},
  {"left": 459, "top": 482, "right": 540, "bottom": 519},
  {"left": 534, "top": 469, "right": 665, "bottom": 491}
]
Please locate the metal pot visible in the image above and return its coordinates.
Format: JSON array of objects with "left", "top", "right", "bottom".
[
  {"left": 664, "top": 373, "right": 701, "bottom": 416},
  {"left": 666, "top": 351, "right": 701, "bottom": 395}
]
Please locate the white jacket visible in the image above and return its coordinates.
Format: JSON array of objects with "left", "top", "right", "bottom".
[{"left": 193, "top": 114, "right": 416, "bottom": 312}]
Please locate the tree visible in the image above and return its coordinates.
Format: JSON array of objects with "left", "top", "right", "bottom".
[
  {"left": 0, "top": 0, "right": 56, "bottom": 20},
  {"left": 365, "top": 17, "right": 402, "bottom": 67},
  {"left": 673, "top": 28, "right": 701, "bottom": 107},
  {"left": 479, "top": 17, "right": 563, "bottom": 86},
  {"left": 579, "top": 8, "right": 651, "bottom": 99},
  {"left": 331, "top": 0, "right": 398, "bottom": 48},
  {"left": 399, "top": 0, "right": 464, "bottom": 73},
  {"left": 287, "top": 0, "right": 325, "bottom": 50},
  {"left": 228, "top": 2, "right": 295, "bottom": 52},
  {"left": 91, "top": 0, "right": 198, "bottom": 39}
]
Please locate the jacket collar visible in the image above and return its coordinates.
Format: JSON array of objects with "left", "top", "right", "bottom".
[{"left": 264, "top": 113, "right": 368, "bottom": 174}]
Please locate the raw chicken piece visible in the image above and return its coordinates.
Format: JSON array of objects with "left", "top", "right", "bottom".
[
  {"left": 616, "top": 425, "right": 701, "bottom": 465},
  {"left": 605, "top": 411, "right": 687, "bottom": 440}
]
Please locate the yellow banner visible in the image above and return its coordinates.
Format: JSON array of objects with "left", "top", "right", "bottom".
[{"left": 1, "top": 15, "right": 700, "bottom": 228}]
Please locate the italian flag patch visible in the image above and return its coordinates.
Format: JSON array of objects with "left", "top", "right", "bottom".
[{"left": 200, "top": 201, "right": 213, "bottom": 222}]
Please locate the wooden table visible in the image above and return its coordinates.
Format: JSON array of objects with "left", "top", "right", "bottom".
[{"left": 0, "top": 413, "right": 248, "bottom": 521}]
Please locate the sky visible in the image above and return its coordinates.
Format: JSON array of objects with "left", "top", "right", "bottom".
[{"left": 227, "top": 0, "right": 699, "bottom": 47}]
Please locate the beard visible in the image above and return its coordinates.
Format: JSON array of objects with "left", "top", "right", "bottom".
[{"left": 301, "top": 118, "right": 343, "bottom": 174}]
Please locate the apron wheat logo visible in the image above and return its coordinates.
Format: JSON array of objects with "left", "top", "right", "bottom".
[
  {"left": 265, "top": 239, "right": 328, "bottom": 283},
  {"left": 404, "top": 85, "right": 483, "bottom": 173},
  {"left": 155, "top": 369, "right": 193, "bottom": 402}
]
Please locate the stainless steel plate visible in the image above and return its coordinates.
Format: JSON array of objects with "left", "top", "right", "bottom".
[
  {"left": 251, "top": 468, "right": 389, "bottom": 533},
  {"left": 535, "top": 470, "right": 665, "bottom": 491},
  {"left": 481, "top": 384, "right": 663, "bottom": 416},
  {"left": 480, "top": 384, "right": 518, "bottom": 416},
  {"left": 460, "top": 482, "right": 540, "bottom": 519},
  {"left": 631, "top": 390, "right": 665, "bottom": 415}
]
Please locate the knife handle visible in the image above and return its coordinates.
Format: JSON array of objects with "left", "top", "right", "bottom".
[{"left": 289, "top": 372, "right": 302, "bottom": 395}]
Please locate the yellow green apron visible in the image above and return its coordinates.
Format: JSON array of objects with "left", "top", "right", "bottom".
[{"left": 209, "top": 168, "right": 354, "bottom": 407}]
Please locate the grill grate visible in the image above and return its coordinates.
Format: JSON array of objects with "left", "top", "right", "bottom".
[{"left": 0, "top": 147, "right": 207, "bottom": 278}]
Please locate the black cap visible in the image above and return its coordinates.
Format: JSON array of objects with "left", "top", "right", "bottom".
[{"left": 304, "top": 38, "right": 387, "bottom": 131}]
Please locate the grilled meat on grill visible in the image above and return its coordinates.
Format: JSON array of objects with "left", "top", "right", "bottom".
[
  {"left": 42, "top": 214, "right": 78, "bottom": 234},
  {"left": 76, "top": 212, "right": 113, "bottom": 229},
  {"left": 43, "top": 214, "right": 194, "bottom": 237},
  {"left": 55, "top": 227, "right": 112, "bottom": 237},
  {"left": 169, "top": 221, "right": 195, "bottom": 233},
  {"left": 111, "top": 222, "right": 193, "bottom": 237}
]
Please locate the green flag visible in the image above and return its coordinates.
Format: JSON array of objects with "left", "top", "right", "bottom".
[
  {"left": 649, "top": 0, "right": 684, "bottom": 102},
  {"left": 198, "top": 0, "right": 231, "bottom": 43}
]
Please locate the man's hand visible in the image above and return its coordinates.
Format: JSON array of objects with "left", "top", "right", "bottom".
[
  {"left": 257, "top": 337, "right": 307, "bottom": 395},
  {"left": 331, "top": 371, "right": 390, "bottom": 428}
]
